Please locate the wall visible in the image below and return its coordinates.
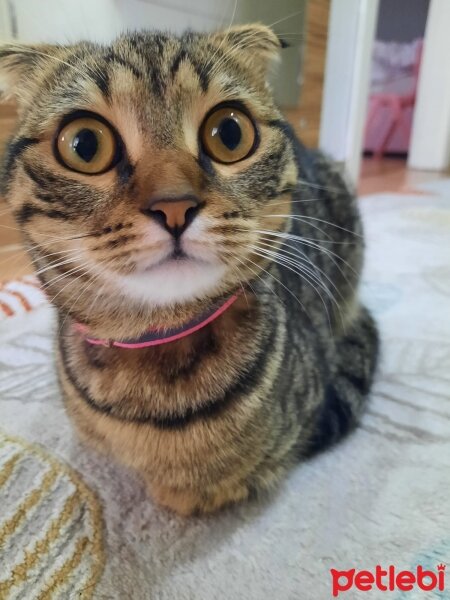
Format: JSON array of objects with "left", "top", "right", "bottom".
[
  {"left": 287, "top": 0, "right": 330, "bottom": 147},
  {"left": 376, "top": 0, "right": 430, "bottom": 42},
  {"left": 320, "top": 0, "right": 379, "bottom": 182},
  {"left": 232, "top": 0, "right": 306, "bottom": 108},
  {"left": 6, "top": 0, "right": 305, "bottom": 108},
  {"left": 408, "top": 0, "right": 450, "bottom": 170},
  {"left": 8, "top": 0, "right": 227, "bottom": 43},
  {"left": 0, "top": 0, "right": 12, "bottom": 41}
]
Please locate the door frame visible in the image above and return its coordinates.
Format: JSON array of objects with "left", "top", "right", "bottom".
[
  {"left": 409, "top": 0, "right": 450, "bottom": 171},
  {"left": 319, "top": 0, "right": 379, "bottom": 184}
]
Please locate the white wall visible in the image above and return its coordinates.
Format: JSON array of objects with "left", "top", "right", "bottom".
[
  {"left": 8, "top": 0, "right": 231, "bottom": 44},
  {"left": 0, "top": 0, "right": 12, "bottom": 41},
  {"left": 319, "top": 0, "right": 379, "bottom": 184},
  {"left": 6, "top": 0, "right": 304, "bottom": 107},
  {"left": 408, "top": 0, "right": 450, "bottom": 171}
]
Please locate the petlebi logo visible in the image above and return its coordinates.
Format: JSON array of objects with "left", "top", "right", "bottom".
[{"left": 330, "top": 564, "right": 446, "bottom": 597}]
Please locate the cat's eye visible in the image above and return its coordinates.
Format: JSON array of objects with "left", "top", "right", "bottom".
[
  {"left": 201, "top": 105, "right": 257, "bottom": 164},
  {"left": 55, "top": 116, "right": 118, "bottom": 174}
]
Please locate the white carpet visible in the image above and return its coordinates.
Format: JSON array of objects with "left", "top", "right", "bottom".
[
  {"left": 416, "top": 176, "right": 450, "bottom": 197},
  {"left": 0, "top": 190, "right": 449, "bottom": 599}
]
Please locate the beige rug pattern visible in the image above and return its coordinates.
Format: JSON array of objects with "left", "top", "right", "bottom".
[{"left": 0, "top": 431, "right": 104, "bottom": 600}]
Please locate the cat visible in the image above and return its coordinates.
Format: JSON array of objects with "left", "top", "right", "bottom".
[{"left": 0, "top": 25, "right": 379, "bottom": 515}]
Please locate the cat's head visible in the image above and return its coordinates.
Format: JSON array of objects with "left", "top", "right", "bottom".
[{"left": 0, "top": 26, "right": 297, "bottom": 332}]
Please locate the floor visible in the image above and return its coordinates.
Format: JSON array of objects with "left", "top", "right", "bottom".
[
  {"left": 357, "top": 155, "right": 449, "bottom": 196},
  {"left": 0, "top": 104, "right": 34, "bottom": 280},
  {"left": 0, "top": 106, "right": 448, "bottom": 282}
]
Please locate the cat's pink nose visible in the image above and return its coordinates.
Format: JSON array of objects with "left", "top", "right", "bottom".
[{"left": 145, "top": 197, "right": 200, "bottom": 236}]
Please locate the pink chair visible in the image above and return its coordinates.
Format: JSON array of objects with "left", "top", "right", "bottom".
[{"left": 364, "top": 40, "right": 423, "bottom": 157}]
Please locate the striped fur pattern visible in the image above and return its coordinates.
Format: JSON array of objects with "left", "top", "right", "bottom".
[{"left": 0, "top": 26, "right": 378, "bottom": 514}]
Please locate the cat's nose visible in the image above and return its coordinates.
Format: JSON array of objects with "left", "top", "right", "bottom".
[{"left": 143, "top": 196, "right": 201, "bottom": 236}]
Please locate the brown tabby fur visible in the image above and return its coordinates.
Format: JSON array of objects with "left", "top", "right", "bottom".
[{"left": 0, "top": 25, "right": 378, "bottom": 515}]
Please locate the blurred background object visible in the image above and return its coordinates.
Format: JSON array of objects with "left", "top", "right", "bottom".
[{"left": 363, "top": 0, "right": 429, "bottom": 158}]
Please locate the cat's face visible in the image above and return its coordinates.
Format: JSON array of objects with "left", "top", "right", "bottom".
[{"left": 1, "top": 26, "right": 297, "bottom": 325}]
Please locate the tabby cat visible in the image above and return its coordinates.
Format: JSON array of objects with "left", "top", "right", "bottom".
[{"left": 0, "top": 25, "right": 379, "bottom": 515}]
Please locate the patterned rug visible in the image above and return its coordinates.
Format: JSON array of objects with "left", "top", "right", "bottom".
[
  {"left": 0, "top": 432, "right": 104, "bottom": 599},
  {"left": 0, "top": 191, "right": 449, "bottom": 599}
]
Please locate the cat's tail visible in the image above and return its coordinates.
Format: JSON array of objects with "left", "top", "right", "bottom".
[{"left": 306, "top": 306, "right": 379, "bottom": 456}]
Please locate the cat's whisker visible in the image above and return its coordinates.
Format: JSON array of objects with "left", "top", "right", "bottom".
[
  {"left": 205, "top": 0, "right": 239, "bottom": 72},
  {"left": 258, "top": 215, "right": 333, "bottom": 241},
  {"left": 0, "top": 247, "right": 30, "bottom": 267},
  {"left": 47, "top": 255, "right": 111, "bottom": 322},
  {"left": 251, "top": 229, "right": 358, "bottom": 275},
  {"left": 229, "top": 264, "right": 251, "bottom": 308},
  {"left": 35, "top": 251, "right": 94, "bottom": 287},
  {"left": 0, "top": 244, "right": 84, "bottom": 276},
  {"left": 246, "top": 228, "right": 357, "bottom": 296},
  {"left": 272, "top": 32, "right": 306, "bottom": 38},
  {"left": 0, "top": 206, "right": 16, "bottom": 217},
  {"left": 248, "top": 245, "right": 333, "bottom": 330},
  {"left": 33, "top": 254, "right": 86, "bottom": 278},
  {"left": 39, "top": 261, "right": 90, "bottom": 291},
  {"left": 297, "top": 178, "right": 346, "bottom": 194},
  {"left": 267, "top": 9, "right": 306, "bottom": 29},
  {"left": 80, "top": 275, "right": 109, "bottom": 329},
  {"left": 268, "top": 198, "right": 319, "bottom": 208},
  {"left": 258, "top": 228, "right": 357, "bottom": 246},
  {"left": 56, "top": 270, "right": 110, "bottom": 334},
  {"left": 6, "top": 44, "right": 100, "bottom": 82},
  {"left": 67, "top": 232, "right": 106, "bottom": 241},
  {"left": 249, "top": 242, "right": 331, "bottom": 298},
  {"left": 239, "top": 251, "right": 311, "bottom": 318},
  {"left": 0, "top": 217, "right": 123, "bottom": 244},
  {"left": 291, "top": 238, "right": 355, "bottom": 295},
  {"left": 48, "top": 264, "right": 94, "bottom": 303},
  {"left": 25, "top": 247, "right": 86, "bottom": 269},
  {"left": 255, "top": 236, "right": 345, "bottom": 304},
  {"left": 232, "top": 253, "right": 287, "bottom": 309},
  {"left": 32, "top": 247, "right": 83, "bottom": 260},
  {"left": 0, "top": 221, "right": 93, "bottom": 244},
  {"left": 252, "top": 239, "right": 347, "bottom": 330},
  {"left": 57, "top": 262, "right": 108, "bottom": 327},
  {"left": 59, "top": 255, "right": 118, "bottom": 334},
  {"left": 264, "top": 214, "right": 362, "bottom": 238},
  {"left": 0, "top": 246, "right": 84, "bottom": 278}
]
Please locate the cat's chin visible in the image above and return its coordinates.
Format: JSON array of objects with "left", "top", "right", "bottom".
[{"left": 112, "top": 257, "right": 228, "bottom": 306}]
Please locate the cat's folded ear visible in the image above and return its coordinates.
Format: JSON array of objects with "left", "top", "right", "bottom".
[
  {"left": 0, "top": 44, "right": 58, "bottom": 104},
  {"left": 209, "top": 24, "right": 284, "bottom": 80}
]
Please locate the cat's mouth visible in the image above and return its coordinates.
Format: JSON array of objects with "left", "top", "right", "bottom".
[
  {"left": 113, "top": 245, "right": 227, "bottom": 306},
  {"left": 107, "top": 230, "right": 227, "bottom": 305},
  {"left": 171, "top": 247, "right": 188, "bottom": 260},
  {"left": 143, "top": 249, "right": 199, "bottom": 273}
]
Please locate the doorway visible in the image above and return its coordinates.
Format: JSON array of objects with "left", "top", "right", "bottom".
[{"left": 362, "top": 0, "right": 429, "bottom": 160}]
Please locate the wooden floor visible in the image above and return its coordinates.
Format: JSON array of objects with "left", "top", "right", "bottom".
[
  {"left": 0, "top": 107, "right": 448, "bottom": 282},
  {"left": 0, "top": 104, "right": 34, "bottom": 280},
  {"left": 358, "top": 155, "right": 449, "bottom": 196}
]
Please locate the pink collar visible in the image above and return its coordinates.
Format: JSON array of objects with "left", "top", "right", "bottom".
[{"left": 75, "top": 294, "right": 238, "bottom": 349}]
